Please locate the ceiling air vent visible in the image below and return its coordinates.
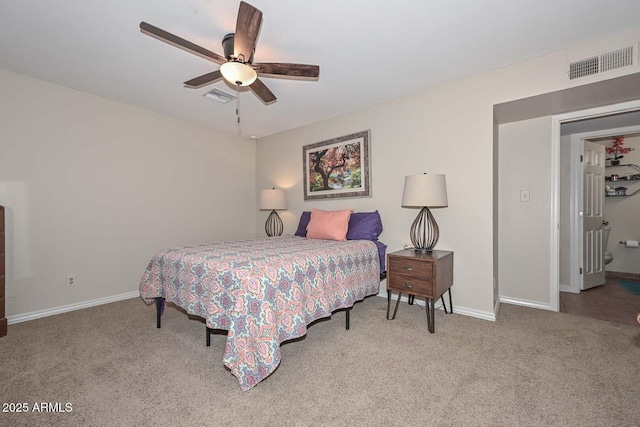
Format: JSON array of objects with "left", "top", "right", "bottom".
[
  {"left": 568, "top": 45, "right": 634, "bottom": 80},
  {"left": 203, "top": 88, "right": 236, "bottom": 104}
]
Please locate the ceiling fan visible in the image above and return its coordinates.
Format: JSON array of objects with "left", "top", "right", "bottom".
[{"left": 140, "top": 1, "right": 320, "bottom": 104}]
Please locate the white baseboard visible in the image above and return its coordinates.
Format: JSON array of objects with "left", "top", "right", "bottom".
[
  {"left": 559, "top": 284, "right": 579, "bottom": 294},
  {"left": 7, "top": 291, "right": 140, "bottom": 325},
  {"left": 453, "top": 305, "right": 496, "bottom": 321},
  {"left": 499, "top": 296, "right": 553, "bottom": 311},
  {"left": 375, "top": 291, "right": 496, "bottom": 321},
  {"left": 9, "top": 289, "right": 504, "bottom": 325}
]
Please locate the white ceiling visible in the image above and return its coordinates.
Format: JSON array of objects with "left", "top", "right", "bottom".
[{"left": 2, "top": 0, "right": 640, "bottom": 139}]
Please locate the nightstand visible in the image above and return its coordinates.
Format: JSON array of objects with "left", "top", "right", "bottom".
[{"left": 386, "top": 249, "right": 453, "bottom": 333}]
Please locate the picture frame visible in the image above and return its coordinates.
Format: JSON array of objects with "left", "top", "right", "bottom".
[{"left": 303, "top": 130, "right": 371, "bottom": 200}]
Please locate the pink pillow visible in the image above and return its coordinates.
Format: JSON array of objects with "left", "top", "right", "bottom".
[{"left": 306, "top": 208, "right": 353, "bottom": 241}]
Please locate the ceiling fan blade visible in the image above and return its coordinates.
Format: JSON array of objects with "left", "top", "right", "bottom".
[
  {"left": 140, "top": 21, "right": 225, "bottom": 64},
  {"left": 184, "top": 70, "right": 223, "bottom": 88},
  {"left": 253, "top": 63, "right": 320, "bottom": 78},
  {"left": 249, "top": 78, "right": 276, "bottom": 104},
  {"left": 233, "top": 2, "right": 263, "bottom": 62}
]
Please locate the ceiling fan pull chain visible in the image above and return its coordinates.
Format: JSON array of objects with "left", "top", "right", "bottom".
[{"left": 236, "top": 84, "right": 240, "bottom": 125}]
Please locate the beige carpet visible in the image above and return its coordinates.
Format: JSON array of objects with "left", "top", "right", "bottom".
[{"left": 1, "top": 296, "right": 639, "bottom": 426}]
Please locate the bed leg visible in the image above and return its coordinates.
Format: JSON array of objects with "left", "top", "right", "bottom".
[
  {"left": 345, "top": 308, "right": 351, "bottom": 330},
  {"left": 155, "top": 297, "right": 165, "bottom": 328},
  {"left": 206, "top": 327, "right": 211, "bottom": 347}
]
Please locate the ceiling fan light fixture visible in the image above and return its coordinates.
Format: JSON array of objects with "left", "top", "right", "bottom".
[{"left": 220, "top": 61, "right": 257, "bottom": 86}]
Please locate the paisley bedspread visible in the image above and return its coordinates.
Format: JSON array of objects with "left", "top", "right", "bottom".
[{"left": 139, "top": 235, "right": 380, "bottom": 390}]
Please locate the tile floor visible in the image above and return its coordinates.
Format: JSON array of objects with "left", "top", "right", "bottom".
[{"left": 560, "top": 276, "right": 640, "bottom": 327}]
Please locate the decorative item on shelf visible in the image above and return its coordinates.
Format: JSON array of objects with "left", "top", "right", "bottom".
[
  {"left": 260, "top": 188, "right": 287, "bottom": 237},
  {"left": 615, "top": 186, "right": 627, "bottom": 196},
  {"left": 606, "top": 135, "right": 634, "bottom": 166},
  {"left": 401, "top": 173, "right": 448, "bottom": 253}
]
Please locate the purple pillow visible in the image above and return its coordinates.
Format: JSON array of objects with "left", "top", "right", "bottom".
[
  {"left": 294, "top": 211, "right": 311, "bottom": 237},
  {"left": 346, "top": 211, "right": 383, "bottom": 241},
  {"left": 373, "top": 240, "right": 388, "bottom": 273}
]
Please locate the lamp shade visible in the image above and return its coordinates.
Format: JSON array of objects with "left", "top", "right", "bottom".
[
  {"left": 220, "top": 61, "right": 257, "bottom": 86},
  {"left": 402, "top": 174, "right": 448, "bottom": 208},
  {"left": 260, "top": 188, "right": 287, "bottom": 210}
]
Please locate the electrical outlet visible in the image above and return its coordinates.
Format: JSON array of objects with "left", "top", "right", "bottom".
[{"left": 66, "top": 276, "right": 75, "bottom": 287}]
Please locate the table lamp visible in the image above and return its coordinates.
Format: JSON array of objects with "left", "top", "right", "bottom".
[
  {"left": 401, "top": 173, "right": 448, "bottom": 252},
  {"left": 260, "top": 188, "right": 287, "bottom": 237}
]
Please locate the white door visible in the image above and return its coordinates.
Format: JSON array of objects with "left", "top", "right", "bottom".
[{"left": 581, "top": 141, "right": 605, "bottom": 290}]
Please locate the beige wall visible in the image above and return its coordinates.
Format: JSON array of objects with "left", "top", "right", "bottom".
[
  {"left": 0, "top": 69, "right": 256, "bottom": 317},
  {"left": 256, "top": 28, "right": 640, "bottom": 319},
  {"left": 498, "top": 117, "right": 554, "bottom": 305}
]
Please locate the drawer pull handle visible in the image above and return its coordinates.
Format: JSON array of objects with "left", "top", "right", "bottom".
[
  {"left": 404, "top": 266, "right": 414, "bottom": 271},
  {"left": 404, "top": 282, "right": 413, "bottom": 289}
]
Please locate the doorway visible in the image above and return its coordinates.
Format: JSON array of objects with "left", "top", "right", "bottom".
[
  {"left": 552, "top": 101, "right": 640, "bottom": 316},
  {"left": 494, "top": 73, "right": 640, "bottom": 318},
  {"left": 561, "top": 124, "right": 640, "bottom": 293}
]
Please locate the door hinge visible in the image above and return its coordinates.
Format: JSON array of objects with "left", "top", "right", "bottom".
[
  {"left": 580, "top": 155, "right": 583, "bottom": 162},
  {"left": 579, "top": 267, "right": 583, "bottom": 274}
]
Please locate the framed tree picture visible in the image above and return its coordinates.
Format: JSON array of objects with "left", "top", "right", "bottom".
[{"left": 303, "top": 130, "right": 371, "bottom": 200}]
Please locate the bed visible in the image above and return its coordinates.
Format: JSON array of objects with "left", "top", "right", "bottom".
[{"left": 139, "top": 210, "right": 386, "bottom": 390}]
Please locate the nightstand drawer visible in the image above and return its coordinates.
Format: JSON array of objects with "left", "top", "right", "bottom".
[
  {"left": 387, "top": 273, "right": 433, "bottom": 295},
  {"left": 388, "top": 257, "right": 433, "bottom": 277}
]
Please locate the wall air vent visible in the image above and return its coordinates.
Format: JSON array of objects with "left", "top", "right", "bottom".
[
  {"left": 569, "top": 56, "right": 599, "bottom": 80},
  {"left": 203, "top": 88, "right": 236, "bottom": 104},
  {"left": 600, "top": 45, "right": 633, "bottom": 73},
  {"left": 568, "top": 45, "right": 634, "bottom": 80}
]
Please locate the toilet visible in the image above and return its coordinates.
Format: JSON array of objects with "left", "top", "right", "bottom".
[
  {"left": 603, "top": 222, "right": 613, "bottom": 265},
  {"left": 604, "top": 251, "right": 613, "bottom": 265}
]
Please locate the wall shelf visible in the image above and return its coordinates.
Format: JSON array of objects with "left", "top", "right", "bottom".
[
  {"left": 606, "top": 163, "right": 640, "bottom": 172},
  {"left": 606, "top": 177, "right": 640, "bottom": 182},
  {"left": 605, "top": 190, "right": 640, "bottom": 197},
  {"left": 605, "top": 164, "right": 640, "bottom": 197}
]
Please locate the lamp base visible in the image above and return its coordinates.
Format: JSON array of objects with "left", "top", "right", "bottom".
[
  {"left": 410, "top": 207, "right": 439, "bottom": 252},
  {"left": 413, "top": 247, "right": 434, "bottom": 253},
  {"left": 265, "top": 210, "right": 283, "bottom": 237}
]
